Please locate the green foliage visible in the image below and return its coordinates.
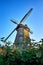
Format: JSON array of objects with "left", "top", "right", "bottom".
[{"left": 0, "top": 39, "right": 43, "bottom": 65}]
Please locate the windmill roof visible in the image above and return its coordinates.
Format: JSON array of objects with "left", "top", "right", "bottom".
[{"left": 16, "top": 24, "right": 30, "bottom": 31}]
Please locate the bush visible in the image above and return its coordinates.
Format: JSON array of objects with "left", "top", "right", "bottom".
[{"left": 0, "top": 40, "right": 43, "bottom": 65}]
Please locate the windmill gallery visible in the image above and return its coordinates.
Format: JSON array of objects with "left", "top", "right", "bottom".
[{"left": 4, "top": 8, "right": 33, "bottom": 47}]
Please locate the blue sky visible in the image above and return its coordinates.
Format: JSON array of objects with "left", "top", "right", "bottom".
[{"left": 0, "top": 0, "right": 43, "bottom": 45}]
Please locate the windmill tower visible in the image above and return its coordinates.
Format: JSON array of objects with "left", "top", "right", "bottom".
[
  {"left": 4, "top": 8, "right": 33, "bottom": 47},
  {"left": 15, "top": 24, "right": 30, "bottom": 46}
]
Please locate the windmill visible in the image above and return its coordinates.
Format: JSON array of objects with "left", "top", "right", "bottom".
[{"left": 4, "top": 8, "right": 33, "bottom": 46}]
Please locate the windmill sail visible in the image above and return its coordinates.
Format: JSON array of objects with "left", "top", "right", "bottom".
[
  {"left": 10, "top": 19, "right": 18, "bottom": 25},
  {"left": 20, "top": 8, "right": 33, "bottom": 24},
  {"left": 4, "top": 28, "right": 16, "bottom": 42}
]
